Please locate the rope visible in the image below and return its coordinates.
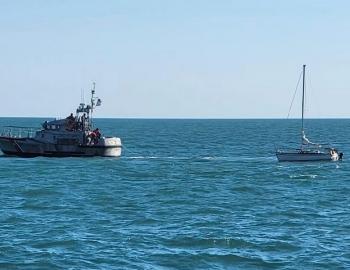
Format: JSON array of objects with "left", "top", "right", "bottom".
[
  {"left": 287, "top": 70, "right": 303, "bottom": 119},
  {"left": 121, "top": 144, "right": 140, "bottom": 156}
]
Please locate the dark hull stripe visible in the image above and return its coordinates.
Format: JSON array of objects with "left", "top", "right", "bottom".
[
  {"left": 2, "top": 151, "right": 110, "bottom": 158},
  {"left": 277, "top": 159, "right": 332, "bottom": 162}
]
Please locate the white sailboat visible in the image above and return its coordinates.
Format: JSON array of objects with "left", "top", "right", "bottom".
[{"left": 276, "top": 65, "right": 343, "bottom": 162}]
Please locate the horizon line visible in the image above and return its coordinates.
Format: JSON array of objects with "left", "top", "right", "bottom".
[{"left": 0, "top": 116, "right": 349, "bottom": 120}]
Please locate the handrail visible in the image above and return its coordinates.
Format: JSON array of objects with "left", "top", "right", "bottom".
[
  {"left": 3, "top": 125, "right": 40, "bottom": 129},
  {"left": 0, "top": 126, "right": 39, "bottom": 138}
]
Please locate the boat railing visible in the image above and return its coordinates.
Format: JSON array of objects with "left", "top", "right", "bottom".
[{"left": 0, "top": 126, "right": 39, "bottom": 138}]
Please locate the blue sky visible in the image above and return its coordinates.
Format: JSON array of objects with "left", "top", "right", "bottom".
[{"left": 0, "top": 0, "right": 349, "bottom": 118}]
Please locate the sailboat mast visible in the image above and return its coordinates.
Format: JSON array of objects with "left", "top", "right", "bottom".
[{"left": 301, "top": 64, "right": 306, "bottom": 146}]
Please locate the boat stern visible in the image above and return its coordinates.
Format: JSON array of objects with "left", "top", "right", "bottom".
[
  {"left": 79, "top": 137, "right": 122, "bottom": 157},
  {"left": 330, "top": 149, "right": 343, "bottom": 161},
  {"left": 100, "top": 137, "right": 122, "bottom": 157}
]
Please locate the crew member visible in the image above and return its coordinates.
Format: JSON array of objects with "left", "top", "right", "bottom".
[{"left": 66, "top": 113, "right": 75, "bottom": 131}]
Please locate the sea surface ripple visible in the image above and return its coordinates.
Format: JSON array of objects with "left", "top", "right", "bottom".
[{"left": 0, "top": 118, "right": 350, "bottom": 269}]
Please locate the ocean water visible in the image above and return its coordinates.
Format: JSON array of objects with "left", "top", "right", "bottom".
[{"left": 0, "top": 118, "right": 350, "bottom": 269}]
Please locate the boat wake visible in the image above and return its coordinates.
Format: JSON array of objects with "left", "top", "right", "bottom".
[{"left": 289, "top": 174, "right": 318, "bottom": 179}]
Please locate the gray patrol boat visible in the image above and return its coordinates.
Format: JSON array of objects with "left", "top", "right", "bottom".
[{"left": 0, "top": 83, "right": 122, "bottom": 157}]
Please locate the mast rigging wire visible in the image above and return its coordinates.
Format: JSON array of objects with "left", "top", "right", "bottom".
[{"left": 287, "top": 70, "right": 303, "bottom": 119}]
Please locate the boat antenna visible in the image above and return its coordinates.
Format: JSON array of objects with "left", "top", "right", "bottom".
[
  {"left": 301, "top": 64, "right": 306, "bottom": 147},
  {"left": 91, "top": 82, "right": 96, "bottom": 112},
  {"left": 90, "top": 82, "right": 96, "bottom": 127},
  {"left": 89, "top": 82, "right": 102, "bottom": 129},
  {"left": 81, "top": 88, "right": 85, "bottom": 104}
]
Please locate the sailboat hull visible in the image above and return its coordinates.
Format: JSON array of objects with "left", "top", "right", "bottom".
[{"left": 276, "top": 152, "right": 336, "bottom": 162}]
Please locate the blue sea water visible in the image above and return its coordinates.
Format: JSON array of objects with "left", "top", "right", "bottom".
[{"left": 0, "top": 118, "right": 350, "bottom": 269}]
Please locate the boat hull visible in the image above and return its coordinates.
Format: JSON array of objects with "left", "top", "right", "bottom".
[
  {"left": 276, "top": 152, "right": 336, "bottom": 162},
  {"left": 0, "top": 137, "right": 122, "bottom": 157}
]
